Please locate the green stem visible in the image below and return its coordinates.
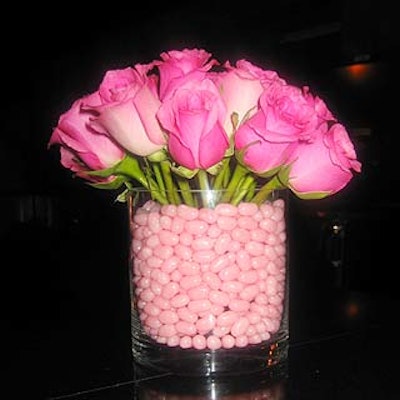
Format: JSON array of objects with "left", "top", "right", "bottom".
[
  {"left": 231, "top": 175, "right": 256, "bottom": 205},
  {"left": 213, "top": 158, "right": 230, "bottom": 190},
  {"left": 177, "top": 178, "right": 196, "bottom": 207},
  {"left": 160, "top": 161, "right": 180, "bottom": 204},
  {"left": 252, "top": 175, "right": 285, "bottom": 205},
  {"left": 197, "top": 169, "right": 213, "bottom": 207},
  {"left": 220, "top": 163, "right": 248, "bottom": 203}
]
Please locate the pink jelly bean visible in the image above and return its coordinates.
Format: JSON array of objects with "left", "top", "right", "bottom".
[
  {"left": 188, "top": 299, "right": 212, "bottom": 313},
  {"left": 198, "top": 208, "right": 217, "bottom": 224},
  {"left": 170, "top": 270, "right": 182, "bottom": 282},
  {"left": 215, "top": 203, "right": 238, "bottom": 216},
  {"left": 209, "top": 254, "right": 230, "bottom": 273},
  {"left": 175, "top": 321, "right": 197, "bottom": 336},
  {"left": 206, "top": 335, "right": 222, "bottom": 350},
  {"left": 237, "top": 216, "right": 258, "bottom": 230},
  {"left": 174, "top": 244, "right": 192, "bottom": 260},
  {"left": 177, "top": 307, "right": 198, "bottom": 323},
  {"left": 148, "top": 213, "right": 162, "bottom": 233},
  {"left": 137, "top": 247, "right": 152, "bottom": 260},
  {"left": 221, "top": 334, "right": 236, "bottom": 349},
  {"left": 161, "top": 282, "right": 180, "bottom": 299},
  {"left": 140, "top": 288, "right": 155, "bottom": 302},
  {"left": 185, "top": 220, "right": 208, "bottom": 235},
  {"left": 193, "top": 250, "right": 216, "bottom": 264},
  {"left": 250, "top": 229, "right": 267, "bottom": 242},
  {"left": 170, "top": 293, "right": 190, "bottom": 308},
  {"left": 235, "top": 335, "right": 249, "bottom": 347},
  {"left": 159, "top": 310, "right": 179, "bottom": 324},
  {"left": 161, "top": 256, "right": 179, "bottom": 274},
  {"left": 158, "top": 324, "right": 177, "bottom": 338},
  {"left": 231, "top": 228, "right": 250, "bottom": 243},
  {"left": 216, "top": 310, "right": 239, "bottom": 327},
  {"left": 231, "top": 317, "right": 250, "bottom": 337},
  {"left": 207, "top": 225, "right": 221, "bottom": 238},
  {"left": 171, "top": 217, "right": 185, "bottom": 234},
  {"left": 248, "top": 334, "right": 262, "bottom": 345},
  {"left": 192, "top": 236, "right": 215, "bottom": 251},
  {"left": 150, "top": 281, "right": 162, "bottom": 296},
  {"left": 151, "top": 269, "right": 170, "bottom": 285},
  {"left": 159, "top": 215, "right": 172, "bottom": 230},
  {"left": 134, "top": 213, "right": 148, "bottom": 226},
  {"left": 145, "top": 316, "right": 162, "bottom": 329},
  {"left": 179, "top": 232, "right": 193, "bottom": 246},
  {"left": 192, "top": 334, "right": 207, "bottom": 350},
  {"left": 239, "top": 270, "right": 258, "bottom": 284},
  {"left": 179, "top": 336, "right": 193, "bottom": 348},
  {"left": 229, "top": 299, "right": 250, "bottom": 313},
  {"left": 260, "top": 203, "right": 274, "bottom": 218},
  {"left": 196, "top": 314, "right": 216, "bottom": 334},
  {"left": 167, "top": 336, "right": 180, "bottom": 347},
  {"left": 259, "top": 218, "right": 278, "bottom": 233},
  {"left": 161, "top": 204, "right": 177, "bottom": 217},
  {"left": 239, "top": 284, "right": 259, "bottom": 301},
  {"left": 181, "top": 274, "right": 202, "bottom": 290},
  {"left": 272, "top": 206, "right": 285, "bottom": 222},
  {"left": 202, "top": 271, "right": 221, "bottom": 290},
  {"left": 154, "top": 245, "right": 174, "bottom": 260},
  {"left": 179, "top": 261, "right": 200, "bottom": 276},
  {"left": 159, "top": 230, "right": 179, "bottom": 246},
  {"left": 178, "top": 205, "right": 199, "bottom": 220},
  {"left": 238, "top": 202, "right": 258, "bottom": 216},
  {"left": 221, "top": 280, "right": 244, "bottom": 294},
  {"left": 146, "top": 256, "right": 163, "bottom": 269},
  {"left": 152, "top": 296, "right": 170, "bottom": 310},
  {"left": 187, "top": 285, "right": 210, "bottom": 300},
  {"left": 144, "top": 302, "right": 160, "bottom": 317},
  {"left": 209, "top": 290, "right": 230, "bottom": 307},
  {"left": 217, "top": 216, "right": 237, "bottom": 231},
  {"left": 218, "top": 265, "right": 240, "bottom": 281},
  {"left": 245, "top": 241, "right": 265, "bottom": 256},
  {"left": 145, "top": 234, "right": 160, "bottom": 248}
]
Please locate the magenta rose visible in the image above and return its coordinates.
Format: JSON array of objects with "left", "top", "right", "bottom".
[
  {"left": 156, "top": 48, "right": 219, "bottom": 100},
  {"left": 87, "top": 65, "right": 166, "bottom": 157},
  {"left": 157, "top": 77, "right": 229, "bottom": 170},
  {"left": 234, "top": 81, "right": 338, "bottom": 174},
  {"left": 48, "top": 92, "right": 125, "bottom": 183},
  {"left": 286, "top": 123, "right": 362, "bottom": 197}
]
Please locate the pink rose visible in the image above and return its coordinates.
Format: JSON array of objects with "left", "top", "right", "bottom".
[
  {"left": 214, "top": 59, "right": 286, "bottom": 137},
  {"left": 156, "top": 48, "right": 219, "bottom": 100},
  {"left": 48, "top": 92, "right": 125, "bottom": 183},
  {"left": 234, "top": 110, "right": 295, "bottom": 174},
  {"left": 234, "top": 81, "right": 338, "bottom": 174},
  {"left": 87, "top": 66, "right": 166, "bottom": 157},
  {"left": 286, "top": 123, "right": 362, "bottom": 197},
  {"left": 157, "top": 77, "right": 229, "bottom": 170}
]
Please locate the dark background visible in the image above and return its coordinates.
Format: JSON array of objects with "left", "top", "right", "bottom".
[{"left": 2, "top": 0, "right": 399, "bottom": 397}]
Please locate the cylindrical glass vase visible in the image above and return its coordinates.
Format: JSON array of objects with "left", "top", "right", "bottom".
[{"left": 127, "top": 188, "right": 289, "bottom": 377}]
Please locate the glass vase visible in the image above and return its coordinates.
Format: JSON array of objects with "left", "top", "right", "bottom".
[{"left": 127, "top": 188, "right": 289, "bottom": 377}]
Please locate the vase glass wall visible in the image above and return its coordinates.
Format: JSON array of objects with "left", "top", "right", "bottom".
[{"left": 127, "top": 188, "right": 289, "bottom": 377}]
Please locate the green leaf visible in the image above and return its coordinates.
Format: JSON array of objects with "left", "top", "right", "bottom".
[
  {"left": 170, "top": 164, "right": 198, "bottom": 179},
  {"left": 290, "top": 189, "right": 332, "bottom": 200}
]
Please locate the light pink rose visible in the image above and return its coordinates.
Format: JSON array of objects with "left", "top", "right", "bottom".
[
  {"left": 234, "top": 110, "right": 295, "bottom": 173},
  {"left": 87, "top": 66, "right": 166, "bottom": 157},
  {"left": 213, "top": 59, "right": 286, "bottom": 136},
  {"left": 286, "top": 123, "right": 362, "bottom": 197},
  {"left": 156, "top": 48, "right": 219, "bottom": 100},
  {"left": 48, "top": 92, "right": 125, "bottom": 183},
  {"left": 157, "top": 77, "right": 229, "bottom": 170}
]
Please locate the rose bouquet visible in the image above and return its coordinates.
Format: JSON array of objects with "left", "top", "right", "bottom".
[{"left": 48, "top": 48, "right": 362, "bottom": 206}]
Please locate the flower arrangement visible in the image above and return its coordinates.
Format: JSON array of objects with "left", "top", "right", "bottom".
[{"left": 48, "top": 48, "right": 362, "bottom": 207}]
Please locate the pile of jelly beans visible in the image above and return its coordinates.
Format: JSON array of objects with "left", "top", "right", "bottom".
[{"left": 131, "top": 199, "right": 286, "bottom": 350}]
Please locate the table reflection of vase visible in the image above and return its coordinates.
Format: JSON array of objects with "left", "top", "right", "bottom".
[{"left": 128, "top": 188, "right": 289, "bottom": 377}]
